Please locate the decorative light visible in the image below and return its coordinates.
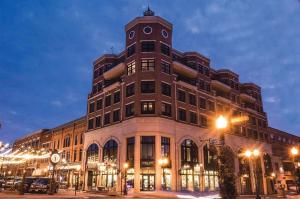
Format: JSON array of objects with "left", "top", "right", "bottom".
[
  {"left": 123, "top": 162, "right": 129, "bottom": 169},
  {"left": 216, "top": 115, "right": 228, "bottom": 129},
  {"left": 245, "top": 150, "right": 252, "bottom": 158},
  {"left": 291, "top": 147, "right": 299, "bottom": 156},
  {"left": 253, "top": 149, "right": 260, "bottom": 157}
]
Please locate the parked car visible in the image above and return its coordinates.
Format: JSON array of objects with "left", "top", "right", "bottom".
[
  {"left": 4, "top": 177, "right": 21, "bottom": 189},
  {"left": 29, "top": 178, "right": 59, "bottom": 193},
  {"left": 15, "top": 177, "right": 38, "bottom": 193}
]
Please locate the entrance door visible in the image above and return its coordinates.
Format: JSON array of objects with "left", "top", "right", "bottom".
[{"left": 141, "top": 174, "right": 155, "bottom": 191}]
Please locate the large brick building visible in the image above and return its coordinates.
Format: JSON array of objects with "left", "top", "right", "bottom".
[
  {"left": 83, "top": 8, "right": 300, "bottom": 194},
  {"left": 6, "top": 8, "right": 299, "bottom": 196}
]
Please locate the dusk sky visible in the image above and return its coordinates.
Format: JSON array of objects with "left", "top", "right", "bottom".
[{"left": 0, "top": 0, "right": 299, "bottom": 144}]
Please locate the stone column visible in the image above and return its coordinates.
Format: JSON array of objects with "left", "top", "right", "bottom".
[
  {"left": 260, "top": 156, "right": 268, "bottom": 194},
  {"left": 134, "top": 135, "right": 140, "bottom": 192},
  {"left": 170, "top": 136, "right": 176, "bottom": 191},
  {"left": 155, "top": 135, "right": 162, "bottom": 191},
  {"left": 235, "top": 156, "right": 241, "bottom": 195}
]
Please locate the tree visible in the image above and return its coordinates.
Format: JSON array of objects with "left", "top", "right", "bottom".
[{"left": 218, "top": 146, "right": 237, "bottom": 199}]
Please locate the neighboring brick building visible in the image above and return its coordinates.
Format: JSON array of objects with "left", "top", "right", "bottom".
[{"left": 51, "top": 116, "right": 85, "bottom": 188}]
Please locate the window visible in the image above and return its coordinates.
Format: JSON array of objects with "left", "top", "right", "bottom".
[
  {"left": 74, "top": 135, "right": 78, "bottom": 145},
  {"left": 141, "top": 59, "right": 155, "bottom": 71},
  {"left": 189, "top": 94, "right": 196, "bottom": 106},
  {"left": 89, "top": 102, "right": 95, "bottom": 113},
  {"left": 63, "top": 136, "right": 70, "bottom": 148},
  {"left": 88, "top": 118, "right": 94, "bottom": 130},
  {"left": 161, "top": 62, "right": 171, "bottom": 74},
  {"left": 181, "top": 139, "right": 198, "bottom": 165},
  {"left": 126, "top": 83, "right": 135, "bottom": 97},
  {"left": 74, "top": 150, "right": 77, "bottom": 161},
  {"left": 208, "top": 101, "right": 215, "bottom": 112},
  {"left": 105, "top": 95, "right": 111, "bottom": 107},
  {"left": 66, "top": 151, "right": 70, "bottom": 162},
  {"left": 114, "top": 91, "right": 120, "bottom": 104},
  {"left": 141, "top": 101, "right": 155, "bottom": 114},
  {"left": 177, "top": 90, "right": 186, "bottom": 102},
  {"left": 92, "top": 85, "right": 97, "bottom": 94},
  {"left": 127, "top": 61, "right": 136, "bottom": 75},
  {"left": 162, "top": 103, "right": 172, "bottom": 117},
  {"left": 141, "top": 136, "right": 155, "bottom": 167},
  {"left": 161, "top": 43, "right": 170, "bottom": 56},
  {"left": 80, "top": 133, "right": 83, "bottom": 144},
  {"left": 200, "top": 115, "right": 207, "bottom": 127},
  {"left": 178, "top": 108, "right": 186, "bottom": 121},
  {"left": 103, "top": 140, "right": 118, "bottom": 162},
  {"left": 141, "top": 81, "right": 155, "bottom": 93},
  {"left": 104, "top": 113, "right": 110, "bottom": 125},
  {"left": 127, "top": 44, "right": 135, "bottom": 57},
  {"left": 79, "top": 149, "right": 83, "bottom": 161},
  {"left": 161, "top": 137, "right": 170, "bottom": 158},
  {"left": 113, "top": 109, "right": 120, "bottom": 122},
  {"left": 199, "top": 98, "right": 206, "bottom": 109},
  {"left": 141, "top": 41, "right": 155, "bottom": 52},
  {"left": 127, "top": 137, "right": 135, "bottom": 167},
  {"left": 96, "top": 99, "right": 103, "bottom": 110},
  {"left": 190, "top": 112, "right": 197, "bottom": 124},
  {"left": 161, "top": 82, "right": 171, "bottom": 96},
  {"left": 125, "top": 103, "right": 134, "bottom": 117},
  {"left": 95, "top": 116, "right": 101, "bottom": 128},
  {"left": 97, "top": 82, "right": 102, "bottom": 92}
]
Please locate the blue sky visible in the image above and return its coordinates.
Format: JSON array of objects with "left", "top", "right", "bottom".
[{"left": 0, "top": 0, "right": 300, "bottom": 143}]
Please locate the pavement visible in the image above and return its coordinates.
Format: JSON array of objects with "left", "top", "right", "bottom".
[{"left": 0, "top": 189, "right": 299, "bottom": 199}]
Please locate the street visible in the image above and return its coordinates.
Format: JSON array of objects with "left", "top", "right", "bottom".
[{"left": 0, "top": 190, "right": 300, "bottom": 199}]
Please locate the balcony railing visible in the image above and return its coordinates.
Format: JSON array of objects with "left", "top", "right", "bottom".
[
  {"left": 172, "top": 61, "right": 198, "bottom": 78},
  {"left": 177, "top": 75, "right": 197, "bottom": 86},
  {"left": 103, "top": 62, "right": 125, "bottom": 80}
]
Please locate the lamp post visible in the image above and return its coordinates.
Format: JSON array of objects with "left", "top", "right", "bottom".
[
  {"left": 123, "top": 162, "right": 128, "bottom": 195},
  {"left": 290, "top": 147, "right": 299, "bottom": 192},
  {"left": 158, "top": 157, "right": 169, "bottom": 191},
  {"left": 244, "top": 149, "right": 261, "bottom": 199},
  {"left": 74, "top": 165, "right": 81, "bottom": 196}
]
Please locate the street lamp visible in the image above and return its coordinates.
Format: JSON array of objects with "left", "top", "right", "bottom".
[
  {"left": 74, "top": 165, "right": 81, "bottom": 196},
  {"left": 243, "top": 149, "right": 261, "bottom": 199},
  {"left": 123, "top": 162, "right": 129, "bottom": 195},
  {"left": 158, "top": 157, "right": 169, "bottom": 190}
]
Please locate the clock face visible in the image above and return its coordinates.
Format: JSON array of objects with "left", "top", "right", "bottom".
[{"left": 51, "top": 153, "right": 60, "bottom": 164}]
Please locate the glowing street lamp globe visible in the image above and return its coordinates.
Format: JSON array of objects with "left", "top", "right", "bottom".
[
  {"left": 245, "top": 150, "right": 252, "bottom": 158},
  {"left": 291, "top": 147, "right": 299, "bottom": 156},
  {"left": 216, "top": 115, "right": 228, "bottom": 129}
]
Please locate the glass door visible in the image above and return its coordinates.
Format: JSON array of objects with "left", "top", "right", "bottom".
[{"left": 141, "top": 174, "right": 155, "bottom": 191}]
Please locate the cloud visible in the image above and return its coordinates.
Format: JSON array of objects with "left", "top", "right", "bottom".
[
  {"left": 51, "top": 100, "right": 63, "bottom": 107},
  {"left": 264, "top": 96, "right": 280, "bottom": 104}
]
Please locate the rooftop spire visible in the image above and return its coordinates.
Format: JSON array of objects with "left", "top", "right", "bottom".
[{"left": 143, "top": 5, "right": 155, "bottom": 16}]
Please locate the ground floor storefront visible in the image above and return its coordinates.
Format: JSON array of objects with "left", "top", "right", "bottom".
[{"left": 81, "top": 118, "right": 291, "bottom": 195}]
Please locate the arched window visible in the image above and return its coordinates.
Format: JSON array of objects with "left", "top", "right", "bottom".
[
  {"left": 181, "top": 139, "right": 198, "bottom": 166},
  {"left": 63, "top": 135, "right": 70, "bottom": 148},
  {"left": 103, "top": 139, "right": 118, "bottom": 162},
  {"left": 263, "top": 153, "right": 273, "bottom": 176},
  {"left": 203, "top": 144, "right": 217, "bottom": 171},
  {"left": 87, "top": 144, "right": 99, "bottom": 162}
]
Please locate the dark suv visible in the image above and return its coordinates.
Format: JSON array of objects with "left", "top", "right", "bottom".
[
  {"left": 29, "top": 178, "right": 59, "bottom": 193},
  {"left": 15, "top": 177, "right": 38, "bottom": 193}
]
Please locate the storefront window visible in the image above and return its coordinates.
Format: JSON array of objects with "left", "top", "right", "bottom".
[
  {"left": 87, "top": 144, "right": 99, "bottom": 162},
  {"left": 203, "top": 144, "right": 218, "bottom": 191},
  {"left": 180, "top": 139, "right": 200, "bottom": 191},
  {"left": 127, "top": 137, "right": 135, "bottom": 167},
  {"left": 141, "top": 136, "right": 155, "bottom": 168},
  {"left": 103, "top": 140, "right": 118, "bottom": 162}
]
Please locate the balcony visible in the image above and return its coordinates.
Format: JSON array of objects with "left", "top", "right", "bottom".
[
  {"left": 211, "top": 80, "right": 231, "bottom": 92},
  {"left": 103, "top": 77, "right": 121, "bottom": 92},
  {"left": 240, "top": 93, "right": 256, "bottom": 103},
  {"left": 172, "top": 61, "right": 198, "bottom": 78},
  {"left": 103, "top": 62, "right": 125, "bottom": 80}
]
